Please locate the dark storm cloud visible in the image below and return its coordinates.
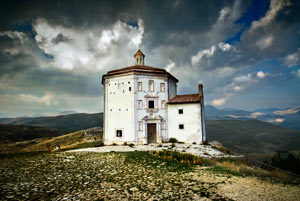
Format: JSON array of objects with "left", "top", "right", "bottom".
[
  {"left": 0, "top": 0, "right": 299, "bottom": 116},
  {"left": 51, "top": 33, "right": 71, "bottom": 44},
  {"left": 0, "top": 32, "right": 100, "bottom": 97},
  {"left": 0, "top": 52, "right": 101, "bottom": 97}
]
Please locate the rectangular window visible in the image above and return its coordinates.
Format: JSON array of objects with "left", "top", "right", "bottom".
[
  {"left": 116, "top": 130, "right": 122, "bottom": 137},
  {"left": 149, "top": 100, "right": 154, "bottom": 109},
  {"left": 161, "top": 122, "right": 166, "bottom": 130},
  {"left": 161, "top": 100, "right": 166, "bottom": 109},
  {"left": 160, "top": 83, "right": 165, "bottom": 92},
  {"left": 138, "top": 82, "right": 142, "bottom": 91},
  {"left": 138, "top": 123, "right": 143, "bottom": 131},
  {"left": 149, "top": 80, "right": 154, "bottom": 91},
  {"left": 179, "top": 124, "right": 184, "bottom": 129},
  {"left": 137, "top": 100, "right": 143, "bottom": 109},
  {"left": 178, "top": 109, "right": 183, "bottom": 114}
]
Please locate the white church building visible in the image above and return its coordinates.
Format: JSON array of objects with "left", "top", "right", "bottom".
[{"left": 101, "top": 50, "right": 206, "bottom": 145}]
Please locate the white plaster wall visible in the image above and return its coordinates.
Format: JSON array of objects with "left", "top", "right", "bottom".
[
  {"left": 168, "top": 79, "right": 177, "bottom": 100},
  {"left": 104, "top": 73, "right": 173, "bottom": 144},
  {"left": 167, "top": 103, "right": 204, "bottom": 144},
  {"left": 136, "top": 75, "right": 169, "bottom": 143},
  {"left": 104, "top": 75, "right": 135, "bottom": 144}
]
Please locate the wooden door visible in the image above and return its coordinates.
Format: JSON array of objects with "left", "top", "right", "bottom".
[{"left": 147, "top": 123, "right": 157, "bottom": 144}]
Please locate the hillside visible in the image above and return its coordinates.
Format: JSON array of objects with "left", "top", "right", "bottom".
[
  {"left": 0, "top": 113, "right": 103, "bottom": 132},
  {"left": 206, "top": 120, "right": 300, "bottom": 161},
  {"left": 205, "top": 105, "right": 300, "bottom": 131},
  {"left": 20, "top": 127, "right": 103, "bottom": 152},
  {"left": 1, "top": 105, "right": 300, "bottom": 132},
  {"left": 0, "top": 124, "right": 68, "bottom": 143}
]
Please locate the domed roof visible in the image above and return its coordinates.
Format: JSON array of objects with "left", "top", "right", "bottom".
[
  {"left": 134, "top": 50, "right": 145, "bottom": 57},
  {"left": 102, "top": 65, "right": 178, "bottom": 84}
]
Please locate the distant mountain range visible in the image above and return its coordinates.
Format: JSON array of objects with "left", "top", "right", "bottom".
[
  {"left": 0, "top": 113, "right": 103, "bottom": 132},
  {"left": 206, "top": 120, "right": 300, "bottom": 161},
  {"left": 205, "top": 105, "right": 300, "bottom": 131},
  {"left": 0, "top": 105, "right": 299, "bottom": 131},
  {"left": 1, "top": 110, "right": 299, "bottom": 161}
]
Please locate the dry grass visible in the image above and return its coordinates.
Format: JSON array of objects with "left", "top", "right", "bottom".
[
  {"left": 20, "top": 131, "right": 101, "bottom": 152},
  {"left": 151, "top": 150, "right": 300, "bottom": 184},
  {"left": 212, "top": 144, "right": 235, "bottom": 155},
  {"left": 151, "top": 150, "right": 211, "bottom": 166}
]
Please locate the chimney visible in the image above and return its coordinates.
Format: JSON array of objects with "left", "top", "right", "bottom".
[{"left": 198, "top": 83, "right": 203, "bottom": 99}]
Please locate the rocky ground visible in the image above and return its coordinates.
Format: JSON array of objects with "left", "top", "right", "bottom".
[
  {"left": 0, "top": 151, "right": 299, "bottom": 201},
  {"left": 67, "top": 143, "right": 238, "bottom": 158}
]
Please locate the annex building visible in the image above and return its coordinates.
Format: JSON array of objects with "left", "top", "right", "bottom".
[{"left": 101, "top": 50, "right": 206, "bottom": 145}]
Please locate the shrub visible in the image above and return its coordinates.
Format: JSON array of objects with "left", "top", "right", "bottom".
[
  {"left": 123, "top": 142, "right": 128, "bottom": 146},
  {"left": 129, "top": 143, "right": 135, "bottom": 148},
  {"left": 151, "top": 150, "right": 211, "bottom": 166},
  {"left": 212, "top": 145, "right": 235, "bottom": 155},
  {"left": 192, "top": 142, "right": 196, "bottom": 145},
  {"left": 169, "top": 138, "right": 178, "bottom": 143},
  {"left": 270, "top": 152, "right": 300, "bottom": 175},
  {"left": 95, "top": 141, "right": 104, "bottom": 147}
]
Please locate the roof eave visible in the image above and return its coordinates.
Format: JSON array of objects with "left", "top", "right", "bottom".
[{"left": 167, "top": 101, "right": 200, "bottom": 104}]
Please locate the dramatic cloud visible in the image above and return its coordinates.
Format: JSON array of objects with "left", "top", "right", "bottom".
[
  {"left": 210, "top": 71, "right": 272, "bottom": 106},
  {"left": 212, "top": 98, "right": 226, "bottom": 107},
  {"left": 284, "top": 48, "right": 300, "bottom": 67},
  {"left": 19, "top": 92, "right": 58, "bottom": 106},
  {"left": 250, "top": 0, "right": 292, "bottom": 30},
  {"left": 256, "top": 34, "right": 274, "bottom": 49},
  {"left": 0, "top": 0, "right": 299, "bottom": 117}
]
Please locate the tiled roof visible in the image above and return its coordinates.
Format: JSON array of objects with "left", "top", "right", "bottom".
[
  {"left": 102, "top": 65, "right": 178, "bottom": 83},
  {"left": 167, "top": 94, "right": 201, "bottom": 104},
  {"left": 108, "top": 65, "right": 165, "bottom": 74}
]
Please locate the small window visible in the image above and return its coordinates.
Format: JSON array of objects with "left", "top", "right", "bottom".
[
  {"left": 160, "top": 83, "right": 165, "bottom": 92},
  {"left": 129, "top": 87, "right": 131, "bottom": 91},
  {"left": 116, "top": 130, "right": 122, "bottom": 137},
  {"left": 149, "top": 80, "right": 154, "bottom": 91},
  {"left": 179, "top": 124, "right": 184, "bottom": 129},
  {"left": 138, "top": 123, "right": 143, "bottom": 131},
  {"left": 178, "top": 109, "right": 183, "bottom": 114},
  {"left": 161, "top": 100, "right": 166, "bottom": 109},
  {"left": 161, "top": 122, "right": 166, "bottom": 130},
  {"left": 149, "top": 100, "right": 154, "bottom": 109},
  {"left": 137, "top": 100, "right": 143, "bottom": 109},
  {"left": 138, "top": 82, "right": 142, "bottom": 91},
  {"left": 123, "top": 90, "right": 125, "bottom": 93},
  {"left": 128, "top": 82, "right": 130, "bottom": 84}
]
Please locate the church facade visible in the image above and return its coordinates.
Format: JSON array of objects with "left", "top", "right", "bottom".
[{"left": 101, "top": 50, "right": 206, "bottom": 145}]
